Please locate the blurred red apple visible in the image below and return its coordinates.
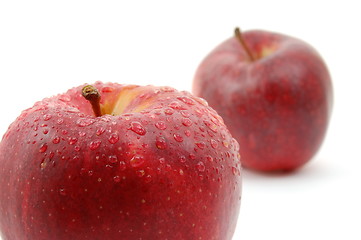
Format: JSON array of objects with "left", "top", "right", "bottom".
[
  {"left": 0, "top": 82, "right": 242, "bottom": 240},
  {"left": 193, "top": 28, "right": 333, "bottom": 171}
]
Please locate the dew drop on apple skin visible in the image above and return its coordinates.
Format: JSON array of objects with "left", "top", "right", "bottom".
[
  {"left": 59, "top": 188, "right": 67, "bottom": 196},
  {"left": 68, "top": 137, "right": 78, "bottom": 145},
  {"left": 155, "top": 121, "right": 167, "bottom": 130},
  {"left": 155, "top": 136, "right": 167, "bottom": 149},
  {"left": 173, "top": 133, "right": 183, "bottom": 142},
  {"left": 179, "top": 155, "right": 186, "bottom": 163},
  {"left": 59, "top": 94, "right": 71, "bottom": 102},
  {"left": 181, "top": 118, "right": 193, "bottom": 127},
  {"left": 130, "top": 155, "right": 145, "bottom": 168},
  {"left": 96, "top": 127, "right": 105, "bottom": 136},
  {"left": 43, "top": 114, "right": 52, "bottom": 121},
  {"left": 119, "top": 161, "right": 126, "bottom": 171},
  {"left": 164, "top": 108, "right": 174, "bottom": 115},
  {"left": 39, "top": 143, "right": 48, "bottom": 153},
  {"left": 130, "top": 122, "right": 146, "bottom": 135},
  {"left": 196, "top": 161, "right": 206, "bottom": 172},
  {"left": 144, "top": 174, "right": 152, "bottom": 183},
  {"left": 76, "top": 118, "right": 95, "bottom": 127},
  {"left": 108, "top": 133, "right": 119, "bottom": 144},
  {"left": 177, "top": 96, "right": 196, "bottom": 105},
  {"left": 210, "top": 139, "right": 218, "bottom": 149},
  {"left": 113, "top": 175, "right": 121, "bottom": 183},
  {"left": 168, "top": 101, "right": 186, "bottom": 110},
  {"left": 89, "top": 140, "right": 101, "bottom": 150},
  {"left": 232, "top": 167, "right": 238, "bottom": 175},
  {"left": 196, "top": 142, "right": 206, "bottom": 149},
  {"left": 52, "top": 136, "right": 60, "bottom": 144},
  {"left": 108, "top": 155, "right": 118, "bottom": 164}
]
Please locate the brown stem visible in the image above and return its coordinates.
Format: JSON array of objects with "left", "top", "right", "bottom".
[
  {"left": 82, "top": 85, "right": 102, "bottom": 117},
  {"left": 234, "top": 27, "right": 255, "bottom": 61}
]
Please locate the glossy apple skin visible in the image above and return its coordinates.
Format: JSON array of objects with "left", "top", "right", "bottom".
[
  {"left": 0, "top": 82, "right": 241, "bottom": 240},
  {"left": 193, "top": 30, "right": 333, "bottom": 171}
]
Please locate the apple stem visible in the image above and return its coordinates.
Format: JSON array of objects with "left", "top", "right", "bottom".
[
  {"left": 234, "top": 27, "right": 255, "bottom": 61},
  {"left": 82, "top": 85, "right": 102, "bottom": 117}
]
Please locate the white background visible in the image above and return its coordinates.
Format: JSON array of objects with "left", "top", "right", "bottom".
[{"left": 0, "top": 1, "right": 360, "bottom": 239}]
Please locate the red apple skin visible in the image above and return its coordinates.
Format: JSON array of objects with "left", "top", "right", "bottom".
[
  {"left": 193, "top": 30, "right": 333, "bottom": 172},
  {"left": 0, "top": 82, "right": 241, "bottom": 240}
]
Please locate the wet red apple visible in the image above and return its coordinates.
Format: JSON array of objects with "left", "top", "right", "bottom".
[
  {"left": 193, "top": 28, "right": 333, "bottom": 171},
  {"left": 0, "top": 82, "right": 242, "bottom": 240}
]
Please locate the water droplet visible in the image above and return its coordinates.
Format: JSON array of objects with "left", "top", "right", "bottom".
[
  {"left": 108, "top": 155, "right": 118, "bottom": 163},
  {"left": 210, "top": 139, "right": 218, "bottom": 149},
  {"left": 161, "top": 86, "right": 175, "bottom": 92},
  {"left": 101, "top": 87, "right": 114, "bottom": 93},
  {"left": 206, "top": 155, "right": 214, "bottom": 162},
  {"left": 180, "top": 110, "right": 191, "bottom": 117},
  {"left": 164, "top": 108, "right": 174, "bottom": 115},
  {"left": 155, "top": 121, "right": 167, "bottom": 130},
  {"left": 168, "top": 101, "right": 186, "bottom": 110},
  {"left": 130, "top": 122, "right": 146, "bottom": 135},
  {"left": 66, "top": 107, "right": 80, "bottom": 113},
  {"left": 189, "top": 153, "right": 196, "bottom": 160},
  {"left": 43, "top": 114, "right": 52, "bottom": 121},
  {"left": 173, "top": 133, "right": 183, "bottom": 142},
  {"left": 181, "top": 118, "right": 193, "bottom": 127},
  {"left": 108, "top": 133, "right": 119, "bottom": 144},
  {"left": 89, "top": 140, "right": 102, "bottom": 150},
  {"left": 113, "top": 175, "right": 121, "bottom": 182},
  {"left": 79, "top": 132, "right": 86, "bottom": 137},
  {"left": 204, "top": 120, "right": 218, "bottom": 133},
  {"left": 119, "top": 161, "right": 126, "bottom": 171},
  {"left": 207, "top": 129, "right": 215, "bottom": 137},
  {"left": 39, "top": 143, "right": 48, "bottom": 153},
  {"left": 155, "top": 136, "right": 167, "bottom": 149},
  {"left": 177, "top": 96, "right": 196, "bottom": 105},
  {"left": 144, "top": 175, "right": 152, "bottom": 183},
  {"left": 74, "top": 146, "right": 81, "bottom": 152},
  {"left": 59, "top": 94, "right": 71, "bottom": 102},
  {"left": 179, "top": 155, "right": 186, "bottom": 163},
  {"left": 88, "top": 170, "right": 93, "bottom": 176},
  {"left": 159, "top": 157, "right": 165, "bottom": 164},
  {"left": 184, "top": 130, "right": 191, "bottom": 137},
  {"left": 59, "top": 188, "right": 67, "bottom": 196},
  {"left": 232, "top": 167, "right": 238, "bottom": 175},
  {"left": 165, "top": 164, "right": 172, "bottom": 171},
  {"left": 136, "top": 170, "right": 145, "bottom": 177},
  {"left": 76, "top": 118, "right": 95, "bottom": 127},
  {"left": 96, "top": 127, "right": 105, "bottom": 136},
  {"left": 68, "top": 137, "right": 78, "bottom": 145},
  {"left": 130, "top": 155, "right": 145, "bottom": 168},
  {"left": 211, "top": 117, "right": 220, "bottom": 126},
  {"left": 195, "top": 97, "right": 208, "bottom": 106},
  {"left": 196, "top": 161, "right": 206, "bottom": 172},
  {"left": 196, "top": 142, "right": 205, "bottom": 149}
]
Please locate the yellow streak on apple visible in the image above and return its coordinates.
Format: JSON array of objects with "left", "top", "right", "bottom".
[{"left": 101, "top": 85, "right": 156, "bottom": 116}]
